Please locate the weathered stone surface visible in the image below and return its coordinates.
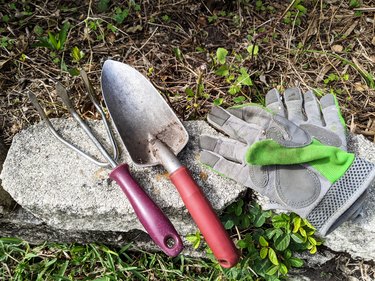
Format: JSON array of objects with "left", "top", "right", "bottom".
[
  {"left": 1, "top": 119, "right": 375, "bottom": 263},
  {"left": 0, "top": 119, "right": 245, "bottom": 238}
]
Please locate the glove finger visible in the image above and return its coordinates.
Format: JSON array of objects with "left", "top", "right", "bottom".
[
  {"left": 199, "top": 150, "right": 249, "bottom": 185},
  {"left": 304, "top": 90, "right": 324, "bottom": 126},
  {"left": 284, "top": 87, "right": 306, "bottom": 125},
  {"left": 208, "top": 106, "right": 265, "bottom": 144},
  {"left": 199, "top": 135, "right": 247, "bottom": 164},
  {"left": 320, "top": 94, "right": 347, "bottom": 150},
  {"left": 265, "top": 88, "right": 286, "bottom": 117}
]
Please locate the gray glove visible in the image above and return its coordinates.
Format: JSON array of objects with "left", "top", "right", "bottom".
[
  {"left": 200, "top": 89, "right": 375, "bottom": 235},
  {"left": 265, "top": 88, "right": 347, "bottom": 151}
]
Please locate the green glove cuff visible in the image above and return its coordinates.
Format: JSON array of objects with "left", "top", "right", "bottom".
[{"left": 246, "top": 139, "right": 355, "bottom": 183}]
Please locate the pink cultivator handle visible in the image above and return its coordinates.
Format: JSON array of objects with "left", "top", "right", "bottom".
[{"left": 110, "top": 164, "right": 183, "bottom": 257}]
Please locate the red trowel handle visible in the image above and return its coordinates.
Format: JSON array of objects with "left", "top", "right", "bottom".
[
  {"left": 110, "top": 164, "right": 183, "bottom": 257},
  {"left": 170, "top": 166, "right": 239, "bottom": 268}
]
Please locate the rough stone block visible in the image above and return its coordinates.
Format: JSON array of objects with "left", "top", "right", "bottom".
[{"left": 1, "top": 119, "right": 375, "bottom": 262}]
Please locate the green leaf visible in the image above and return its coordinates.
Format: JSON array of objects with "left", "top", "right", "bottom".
[
  {"left": 272, "top": 215, "right": 288, "bottom": 228},
  {"left": 299, "top": 227, "right": 307, "bottom": 238},
  {"left": 291, "top": 233, "right": 305, "bottom": 244},
  {"left": 215, "top": 65, "right": 229, "bottom": 76},
  {"left": 260, "top": 247, "right": 268, "bottom": 259},
  {"left": 186, "top": 232, "right": 201, "bottom": 249},
  {"left": 310, "top": 245, "right": 317, "bottom": 254},
  {"left": 259, "top": 236, "right": 269, "bottom": 247},
  {"left": 113, "top": 8, "right": 129, "bottom": 24},
  {"left": 308, "top": 236, "right": 317, "bottom": 246},
  {"left": 268, "top": 248, "right": 278, "bottom": 265},
  {"left": 224, "top": 219, "right": 234, "bottom": 230},
  {"left": 292, "top": 217, "right": 301, "bottom": 233},
  {"left": 185, "top": 88, "right": 194, "bottom": 97},
  {"left": 296, "top": 4, "right": 307, "bottom": 14},
  {"left": 279, "top": 263, "right": 288, "bottom": 275},
  {"left": 289, "top": 257, "right": 304, "bottom": 268},
  {"left": 68, "top": 68, "right": 80, "bottom": 76},
  {"left": 247, "top": 44, "right": 259, "bottom": 56},
  {"left": 71, "top": 46, "right": 84, "bottom": 62},
  {"left": 284, "top": 249, "right": 292, "bottom": 259},
  {"left": 213, "top": 98, "right": 223, "bottom": 106},
  {"left": 237, "top": 239, "right": 248, "bottom": 249},
  {"left": 235, "top": 201, "right": 243, "bottom": 216},
  {"left": 266, "top": 265, "right": 279, "bottom": 275},
  {"left": 237, "top": 67, "right": 253, "bottom": 86},
  {"left": 233, "top": 96, "right": 246, "bottom": 103},
  {"left": 58, "top": 21, "right": 70, "bottom": 49},
  {"left": 173, "top": 47, "right": 183, "bottom": 61},
  {"left": 48, "top": 32, "right": 58, "bottom": 49},
  {"left": 274, "top": 234, "right": 290, "bottom": 251},
  {"left": 228, "top": 84, "right": 241, "bottom": 95},
  {"left": 216, "top": 47, "right": 228, "bottom": 64},
  {"left": 97, "top": 0, "right": 110, "bottom": 12}
]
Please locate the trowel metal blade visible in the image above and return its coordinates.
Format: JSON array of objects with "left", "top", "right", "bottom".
[{"left": 101, "top": 60, "right": 188, "bottom": 166}]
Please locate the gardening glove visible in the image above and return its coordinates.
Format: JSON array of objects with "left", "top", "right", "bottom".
[
  {"left": 264, "top": 88, "right": 367, "bottom": 222},
  {"left": 199, "top": 90, "right": 375, "bottom": 236},
  {"left": 265, "top": 88, "right": 347, "bottom": 151}
]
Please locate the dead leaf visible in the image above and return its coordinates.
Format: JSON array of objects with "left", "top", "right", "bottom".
[
  {"left": 331, "top": 44, "right": 343, "bottom": 53},
  {"left": 372, "top": 36, "right": 375, "bottom": 46},
  {"left": 354, "top": 82, "right": 367, "bottom": 92},
  {"left": 106, "top": 33, "right": 116, "bottom": 44},
  {"left": 126, "top": 25, "right": 143, "bottom": 33},
  {"left": 199, "top": 172, "right": 208, "bottom": 182}
]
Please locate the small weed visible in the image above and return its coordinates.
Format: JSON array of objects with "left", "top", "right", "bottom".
[
  {"left": 34, "top": 21, "right": 70, "bottom": 51},
  {"left": 97, "top": 0, "right": 111, "bottom": 12},
  {"left": 212, "top": 47, "right": 256, "bottom": 105},
  {"left": 161, "top": 14, "right": 171, "bottom": 23},
  {"left": 0, "top": 36, "right": 14, "bottom": 50},
  {"left": 70, "top": 46, "right": 85, "bottom": 63},
  {"left": 323, "top": 73, "right": 349, "bottom": 84},
  {"left": 349, "top": 0, "right": 361, "bottom": 8},
  {"left": 113, "top": 7, "right": 129, "bottom": 24}
]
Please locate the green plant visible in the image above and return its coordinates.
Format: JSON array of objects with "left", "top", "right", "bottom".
[
  {"left": 71, "top": 46, "right": 85, "bottom": 63},
  {"left": 0, "top": 36, "right": 14, "bottom": 50},
  {"left": 349, "top": 0, "right": 361, "bottom": 8},
  {"left": 161, "top": 14, "right": 171, "bottom": 23},
  {"left": 34, "top": 21, "right": 70, "bottom": 51},
  {"left": 113, "top": 7, "right": 129, "bottom": 24},
  {"left": 186, "top": 230, "right": 203, "bottom": 249},
  {"left": 323, "top": 73, "right": 349, "bottom": 84},
  {"left": 187, "top": 200, "right": 321, "bottom": 280},
  {"left": 212, "top": 47, "right": 255, "bottom": 105},
  {"left": 97, "top": 0, "right": 111, "bottom": 12}
]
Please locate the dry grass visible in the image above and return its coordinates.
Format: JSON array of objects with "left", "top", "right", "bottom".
[{"left": 1, "top": 0, "right": 375, "bottom": 144}]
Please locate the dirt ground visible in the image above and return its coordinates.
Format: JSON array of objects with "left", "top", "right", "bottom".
[{"left": 1, "top": 0, "right": 375, "bottom": 280}]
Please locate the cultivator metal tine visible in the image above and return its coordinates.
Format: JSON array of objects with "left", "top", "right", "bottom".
[
  {"left": 55, "top": 83, "right": 117, "bottom": 168},
  {"left": 28, "top": 91, "right": 110, "bottom": 167},
  {"left": 80, "top": 69, "right": 119, "bottom": 162}
]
